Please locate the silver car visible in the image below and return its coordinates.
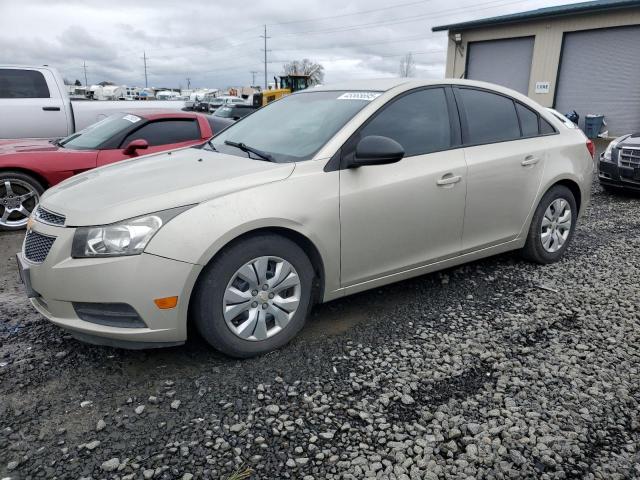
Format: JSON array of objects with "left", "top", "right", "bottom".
[{"left": 16, "top": 79, "right": 594, "bottom": 357}]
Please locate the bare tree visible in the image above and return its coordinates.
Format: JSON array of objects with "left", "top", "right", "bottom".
[
  {"left": 399, "top": 53, "right": 416, "bottom": 78},
  {"left": 282, "top": 59, "right": 325, "bottom": 85}
]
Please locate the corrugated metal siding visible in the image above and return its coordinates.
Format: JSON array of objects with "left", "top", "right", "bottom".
[
  {"left": 554, "top": 25, "right": 640, "bottom": 135},
  {"left": 466, "top": 37, "right": 534, "bottom": 94}
]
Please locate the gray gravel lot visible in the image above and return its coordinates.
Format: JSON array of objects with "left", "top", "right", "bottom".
[{"left": 1, "top": 171, "right": 639, "bottom": 479}]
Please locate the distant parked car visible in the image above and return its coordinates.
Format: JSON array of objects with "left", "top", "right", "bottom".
[
  {"left": 599, "top": 133, "right": 640, "bottom": 192},
  {"left": 0, "top": 111, "right": 213, "bottom": 230},
  {"left": 212, "top": 104, "right": 257, "bottom": 120},
  {"left": 196, "top": 96, "right": 246, "bottom": 113}
]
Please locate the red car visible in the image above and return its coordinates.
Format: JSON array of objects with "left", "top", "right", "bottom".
[{"left": 0, "top": 111, "right": 214, "bottom": 230}]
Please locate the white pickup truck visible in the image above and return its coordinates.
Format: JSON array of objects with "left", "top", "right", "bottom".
[{"left": 0, "top": 65, "right": 186, "bottom": 139}]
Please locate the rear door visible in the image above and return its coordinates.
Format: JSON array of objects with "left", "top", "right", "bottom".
[
  {"left": 0, "top": 68, "right": 69, "bottom": 139},
  {"left": 97, "top": 118, "right": 204, "bottom": 166},
  {"left": 454, "top": 87, "right": 550, "bottom": 251},
  {"left": 339, "top": 87, "right": 467, "bottom": 286}
]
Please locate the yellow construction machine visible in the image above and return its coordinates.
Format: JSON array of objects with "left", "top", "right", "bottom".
[{"left": 252, "top": 74, "right": 312, "bottom": 107}]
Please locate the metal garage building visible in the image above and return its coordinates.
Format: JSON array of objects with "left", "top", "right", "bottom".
[{"left": 433, "top": 0, "right": 640, "bottom": 136}]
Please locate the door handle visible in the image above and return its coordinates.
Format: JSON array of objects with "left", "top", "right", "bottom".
[
  {"left": 521, "top": 156, "right": 540, "bottom": 166},
  {"left": 436, "top": 174, "right": 462, "bottom": 186},
  {"left": 42, "top": 106, "right": 61, "bottom": 111}
]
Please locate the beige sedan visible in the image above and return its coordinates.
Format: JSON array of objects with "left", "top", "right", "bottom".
[{"left": 16, "top": 79, "right": 594, "bottom": 357}]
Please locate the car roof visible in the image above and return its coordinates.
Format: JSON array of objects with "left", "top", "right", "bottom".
[
  {"left": 117, "top": 110, "right": 203, "bottom": 121},
  {"left": 308, "top": 78, "right": 528, "bottom": 93}
]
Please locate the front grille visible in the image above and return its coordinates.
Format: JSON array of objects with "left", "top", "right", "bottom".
[
  {"left": 619, "top": 148, "right": 640, "bottom": 168},
  {"left": 24, "top": 231, "right": 56, "bottom": 263},
  {"left": 35, "top": 206, "right": 66, "bottom": 226}
]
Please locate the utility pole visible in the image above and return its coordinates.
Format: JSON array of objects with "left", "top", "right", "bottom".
[
  {"left": 82, "top": 61, "right": 88, "bottom": 87},
  {"left": 186, "top": 77, "right": 191, "bottom": 90},
  {"left": 260, "top": 25, "right": 270, "bottom": 90},
  {"left": 142, "top": 51, "right": 149, "bottom": 88},
  {"left": 250, "top": 70, "right": 258, "bottom": 86}
]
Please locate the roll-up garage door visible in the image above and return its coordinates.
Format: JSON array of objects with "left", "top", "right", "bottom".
[
  {"left": 466, "top": 36, "right": 534, "bottom": 94},
  {"left": 555, "top": 25, "right": 640, "bottom": 136}
]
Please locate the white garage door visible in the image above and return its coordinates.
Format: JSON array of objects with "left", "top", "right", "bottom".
[
  {"left": 555, "top": 25, "right": 640, "bottom": 136},
  {"left": 466, "top": 37, "right": 534, "bottom": 94}
]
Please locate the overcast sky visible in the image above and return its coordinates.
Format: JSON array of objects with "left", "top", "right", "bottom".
[{"left": 0, "top": 0, "right": 585, "bottom": 90}]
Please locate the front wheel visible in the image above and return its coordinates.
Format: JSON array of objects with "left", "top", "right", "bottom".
[
  {"left": 0, "top": 171, "right": 44, "bottom": 231},
  {"left": 192, "top": 234, "right": 315, "bottom": 358},
  {"left": 521, "top": 185, "right": 577, "bottom": 264}
]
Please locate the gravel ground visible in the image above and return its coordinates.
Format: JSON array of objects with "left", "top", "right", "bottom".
[{"left": 1, "top": 169, "right": 639, "bottom": 479}]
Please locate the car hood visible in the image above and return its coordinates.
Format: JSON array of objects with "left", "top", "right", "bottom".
[
  {"left": 0, "top": 138, "right": 61, "bottom": 154},
  {"left": 620, "top": 133, "right": 640, "bottom": 148},
  {"left": 40, "top": 147, "right": 295, "bottom": 226}
]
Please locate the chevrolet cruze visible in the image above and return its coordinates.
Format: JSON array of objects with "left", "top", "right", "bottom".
[{"left": 16, "top": 79, "right": 594, "bottom": 357}]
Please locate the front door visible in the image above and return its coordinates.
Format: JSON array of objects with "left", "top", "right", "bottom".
[{"left": 339, "top": 87, "right": 468, "bottom": 287}]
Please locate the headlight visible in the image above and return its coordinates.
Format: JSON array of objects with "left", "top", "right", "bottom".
[
  {"left": 603, "top": 135, "right": 629, "bottom": 161},
  {"left": 71, "top": 206, "right": 191, "bottom": 258}
]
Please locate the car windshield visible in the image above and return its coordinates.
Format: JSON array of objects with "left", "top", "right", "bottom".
[
  {"left": 214, "top": 106, "right": 234, "bottom": 118},
  {"left": 208, "top": 90, "right": 378, "bottom": 162},
  {"left": 59, "top": 113, "right": 142, "bottom": 150}
]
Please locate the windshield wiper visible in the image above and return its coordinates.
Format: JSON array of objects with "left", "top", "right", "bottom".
[{"left": 224, "top": 140, "right": 274, "bottom": 162}]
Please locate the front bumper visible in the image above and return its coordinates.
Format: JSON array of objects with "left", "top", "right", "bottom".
[
  {"left": 598, "top": 157, "right": 640, "bottom": 191},
  {"left": 17, "top": 220, "right": 202, "bottom": 348}
]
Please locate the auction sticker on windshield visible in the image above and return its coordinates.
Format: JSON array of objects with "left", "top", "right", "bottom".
[
  {"left": 123, "top": 114, "right": 142, "bottom": 123},
  {"left": 337, "top": 92, "right": 382, "bottom": 101}
]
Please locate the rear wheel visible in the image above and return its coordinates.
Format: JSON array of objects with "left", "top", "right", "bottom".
[
  {"left": 0, "top": 171, "right": 44, "bottom": 231},
  {"left": 192, "top": 234, "right": 314, "bottom": 358},
  {"left": 521, "top": 185, "right": 577, "bottom": 264}
]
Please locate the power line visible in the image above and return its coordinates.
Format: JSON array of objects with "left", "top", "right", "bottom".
[
  {"left": 145, "top": 0, "right": 433, "bottom": 54},
  {"left": 271, "top": 0, "right": 531, "bottom": 37},
  {"left": 267, "top": 0, "right": 435, "bottom": 26},
  {"left": 273, "top": 33, "right": 440, "bottom": 52}
]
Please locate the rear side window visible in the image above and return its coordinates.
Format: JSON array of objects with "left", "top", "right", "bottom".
[
  {"left": 0, "top": 69, "right": 50, "bottom": 98},
  {"left": 516, "top": 103, "right": 539, "bottom": 137},
  {"left": 122, "top": 119, "right": 200, "bottom": 146},
  {"left": 540, "top": 118, "right": 556, "bottom": 134},
  {"left": 458, "top": 88, "right": 520, "bottom": 144},
  {"left": 359, "top": 88, "right": 451, "bottom": 157}
]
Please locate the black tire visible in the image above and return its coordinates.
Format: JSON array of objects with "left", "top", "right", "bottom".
[
  {"left": 0, "top": 171, "right": 45, "bottom": 231},
  {"left": 521, "top": 185, "right": 577, "bottom": 264},
  {"left": 192, "top": 234, "right": 315, "bottom": 358}
]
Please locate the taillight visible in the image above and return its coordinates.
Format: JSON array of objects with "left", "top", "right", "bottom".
[{"left": 586, "top": 139, "right": 595, "bottom": 159}]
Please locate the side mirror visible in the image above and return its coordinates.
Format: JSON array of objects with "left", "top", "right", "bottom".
[
  {"left": 123, "top": 139, "right": 149, "bottom": 155},
  {"left": 347, "top": 135, "right": 405, "bottom": 168}
]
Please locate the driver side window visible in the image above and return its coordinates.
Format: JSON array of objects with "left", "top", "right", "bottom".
[
  {"left": 359, "top": 88, "right": 452, "bottom": 157},
  {"left": 121, "top": 120, "right": 200, "bottom": 147}
]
